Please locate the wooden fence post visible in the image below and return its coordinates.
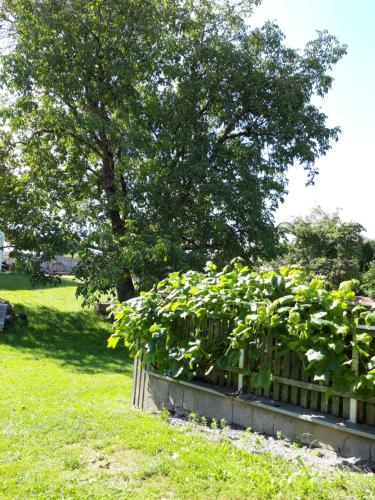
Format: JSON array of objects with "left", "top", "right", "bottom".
[
  {"left": 349, "top": 330, "right": 359, "bottom": 423},
  {"left": 132, "top": 339, "right": 146, "bottom": 409},
  {"left": 238, "top": 348, "right": 245, "bottom": 393}
]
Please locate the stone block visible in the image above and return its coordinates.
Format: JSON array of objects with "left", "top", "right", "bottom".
[
  {"left": 182, "top": 386, "right": 199, "bottom": 413},
  {"left": 191, "top": 389, "right": 216, "bottom": 419},
  {"left": 272, "top": 414, "right": 298, "bottom": 441},
  {"left": 147, "top": 374, "right": 171, "bottom": 410},
  {"left": 213, "top": 395, "right": 233, "bottom": 423},
  {"left": 168, "top": 382, "right": 184, "bottom": 412},
  {"left": 252, "top": 406, "right": 274, "bottom": 435},
  {"left": 299, "top": 423, "right": 344, "bottom": 453},
  {"left": 292, "top": 420, "right": 317, "bottom": 446},
  {"left": 143, "top": 394, "right": 159, "bottom": 413},
  {"left": 341, "top": 436, "right": 371, "bottom": 460},
  {"left": 232, "top": 399, "right": 253, "bottom": 429}
]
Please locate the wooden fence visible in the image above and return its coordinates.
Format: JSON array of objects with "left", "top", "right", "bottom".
[{"left": 173, "top": 317, "right": 375, "bottom": 426}]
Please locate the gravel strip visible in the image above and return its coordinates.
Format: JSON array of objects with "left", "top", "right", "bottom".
[{"left": 167, "top": 414, "right": 375, "bottom": 474}]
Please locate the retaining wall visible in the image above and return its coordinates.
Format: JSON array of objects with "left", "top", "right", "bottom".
[{"left": 134, "top": 368, "right": 375, "bottom": 461}]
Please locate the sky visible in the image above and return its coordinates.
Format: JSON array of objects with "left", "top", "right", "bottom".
[{"left": 249, "top": 0, "right": 375, "bottom": 237}]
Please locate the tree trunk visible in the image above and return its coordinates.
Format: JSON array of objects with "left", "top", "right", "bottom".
[
  {"left": 101, "top": 146, "right": 135, "bottom": 302},
  {"left": 116, "top": 270, "right": 135, "bottom": 302}
]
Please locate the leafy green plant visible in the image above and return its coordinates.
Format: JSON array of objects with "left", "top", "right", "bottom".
[
  {"left": 110, "top": 259, "right": 375, "bottom": 399},
  {"left": 210, "top": 418, "right": 218, "bottom": 430},
  {"left": 361, "top": 261, "right": 375, "bottom": 298},
  {"left": 200, "top": 416, "right": 208, "bottom": 427},
  {"left": 188, "top": 411, "right": 199, "bottom": 425},
  {"left": 220, "top": 418, "right": 227, "bottom": 430},
  {"left": 160, "top": 406, "right": 170, "bottom": 422}
]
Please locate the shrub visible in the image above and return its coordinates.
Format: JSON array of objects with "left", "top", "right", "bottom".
[
  {"left": 361, "top": 261, "right": 375, "bottom": 298},
  {"left": 109, "top": 259, "right": 375, "bottom": 399}
]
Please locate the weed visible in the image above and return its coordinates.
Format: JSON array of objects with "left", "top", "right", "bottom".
[
  {"left": 160, "top": 406, "right": 170, "bottom": 422},
  {"left": 220, "top": 418, "right": 227, "bottom": 430},
  {"left": 188, "top": 411, "right": 199, "bottom": 425},
  {"left": 200, "top": 416, "right": 208, "bottom": 426},
  {"left": 210, "top": 418, "right": 218, "bottom": 430},
  {"left": 254, "top": 437, "right": 263, "bottom": 449},
  {"left": 291, "top": 441, "right": 303, "bottom": 450},
  {"left": 276, "top": 430, "right": 283, "bottom": 440},
  {"left": 63, "top": 455, "right": 81, "bottom": 471}
]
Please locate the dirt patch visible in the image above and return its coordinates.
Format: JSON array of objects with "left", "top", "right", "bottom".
[{"left": 87, "top": 447, "right": 146, "bottom": 477}]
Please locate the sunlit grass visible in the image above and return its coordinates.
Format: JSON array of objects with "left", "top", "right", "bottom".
[{"left": 0, "top": 273, "right": 374, "bottom": 499}]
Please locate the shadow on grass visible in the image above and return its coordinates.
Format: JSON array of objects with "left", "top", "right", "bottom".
[{"left": 0, "top": 303, "right": 132, "bottom": 375}]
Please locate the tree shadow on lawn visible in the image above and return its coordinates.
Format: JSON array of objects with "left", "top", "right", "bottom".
[{"left": 0, "top": 303, "right": 132, "bottom": 375}]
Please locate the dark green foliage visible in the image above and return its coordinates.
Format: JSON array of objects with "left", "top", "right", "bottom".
[
  {"left": 362, "top": 261, "right": 375, "bottom": 298},
  {"left": 276, "top": 208, "right": 374, "bottom": 287},
  {"left": 0, "top": 1, "right": 346, "bottom": 302},
  {"left": 111, "top": 259, "right": 375, "bottom": 399}
]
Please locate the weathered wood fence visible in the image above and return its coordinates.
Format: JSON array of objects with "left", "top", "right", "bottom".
[{"left": 170, "top": 317, "right": 375, "bottom": 426}]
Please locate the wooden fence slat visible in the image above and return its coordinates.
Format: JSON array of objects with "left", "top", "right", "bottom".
[
  {"left": 272, "top": 338, "right": 281, "bottom": 402},
  {"left": 139, "top": 356, "right": 146, "bottom": 409},
  {"left": 281, "top": 352, "right": 291, "bottom": 403},
  {"left": 290, "top": 352, "right": 300, "bottom": 406},
  {"left": 331, "top": 396, "right": 341, "bottom": 417},
  {"left": 310, "top": 390, "right": 319, "bottom": 411},
  {"left": 212, "top": 319, "right": 222, "bottom": 385},
  {"left": 246, "top": 341, "right": 255, "bottom": 394},
  {"left": 299, "top": 365, "right": 309, "bottom": 408},
  {"left": 320, "top": 394, "right": 329, "bottom": 414},
  {"left": 132, "top": 340, "right": 140, "bottom": 407},
  {"left": 342, "top": 398, "right": 350, "bottom": 420},
  {"left": 263, "top": 333, "right": 272, "bottom": 398},
  {"left": 366, "top": 403, "right": 375, "bottom": 425},
  {"left": 357, "top": 401, "right": 365, "bottom": 424},
  {"left": 255, "top": 340, "right": 263, "bottom": 396}
]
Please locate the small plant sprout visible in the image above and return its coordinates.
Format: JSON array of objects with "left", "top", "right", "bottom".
[
  {"left": 276, "top": 430, "right": 283, "bottom": 440},
  {"left": 220, "top": 418, "right": 227, "bottom": 430},
  {"left": 160, "top": 406, "right": 170, "bottom": 422},
  {"left": 200, "top": 416, "right": 208, "bottom": 426},
  {"left": 254, "top": 437, "right": 263, "bottom": 449},
  {"left": 239, "top": 427, "right": 253, "bottom": 443},
  {"left": 291, "top": 441, "right": 303, "bottom": 450},
  {"left": 210, "top": 418, "right": 218, "bottom": 430},
  {"left": 189, "top": 411, "right": 199, "bottom": 425}
]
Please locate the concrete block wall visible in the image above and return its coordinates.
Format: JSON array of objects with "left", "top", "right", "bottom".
[{"left": 138, "top": 370, "right": 375, "bottom": 461}]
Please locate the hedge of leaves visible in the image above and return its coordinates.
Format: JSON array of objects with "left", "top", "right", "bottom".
[{"left": 109, "top": 259, "right": 375, "bottom": 399}]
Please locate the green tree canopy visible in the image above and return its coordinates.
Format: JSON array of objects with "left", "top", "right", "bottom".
[
  {"left": 277, "top": 207, "right": 374, "bottom": 286},
  {"left": 0, "top": 0, "right": 346, "bottom": 302}
]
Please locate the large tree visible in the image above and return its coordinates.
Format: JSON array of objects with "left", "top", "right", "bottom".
[{"left": 0, "top": 0, "right": 346, "bottom": 302}]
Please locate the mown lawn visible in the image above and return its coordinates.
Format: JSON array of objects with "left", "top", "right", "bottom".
[{"left": 0, "top": 273, "right": 374, "bottom": 499}]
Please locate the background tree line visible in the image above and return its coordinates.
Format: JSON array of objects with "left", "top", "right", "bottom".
[{"left": 271, "top": 207, "right": 375, "bottom": 297}]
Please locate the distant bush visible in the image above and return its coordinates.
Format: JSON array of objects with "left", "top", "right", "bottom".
[
  {"left": 361, "top": 261, "right": 375, "bottom": 298},
  {"left": 275, "top": 208, "right": 375, "bottom": 289}
]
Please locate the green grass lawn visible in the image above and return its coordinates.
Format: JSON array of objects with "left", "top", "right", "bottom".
[{"left": 0, "top": 273, "right": 374, "bottom": 499}]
